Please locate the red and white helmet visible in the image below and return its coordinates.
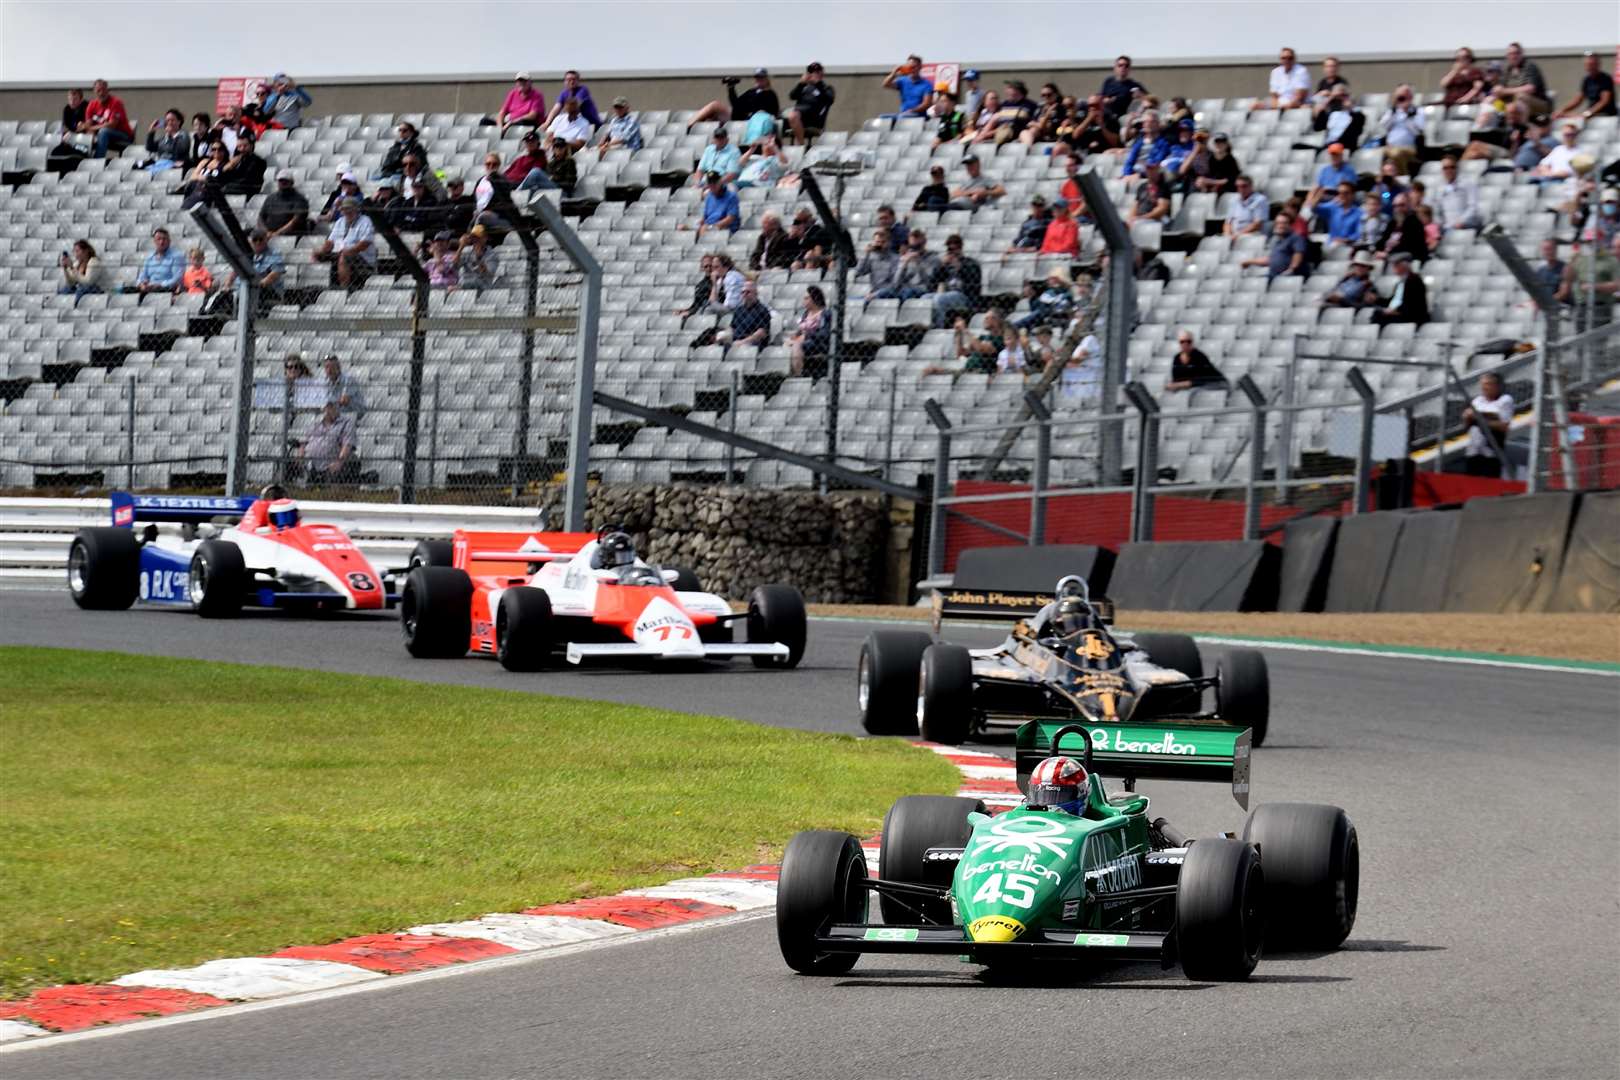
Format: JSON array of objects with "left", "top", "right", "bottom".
[
  {"left": 267, "top": 498, "right": 300, "bottom": 529},
  {"left": 1027, "top": 755, "right": 1089, "bottom": 812}
]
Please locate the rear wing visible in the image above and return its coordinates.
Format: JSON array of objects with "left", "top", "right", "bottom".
[
  {"left": 931, "top": 587, "right": 1114, "bottom": 634},
  {"left": 110, "top": 492, "right": 256, "bottom": 527},
  {"left": 1014, "top": 719, "right": 1252, "bottom": 809},
  {"left": 452, "top": 529, "right": 596, "bottom": 576}
]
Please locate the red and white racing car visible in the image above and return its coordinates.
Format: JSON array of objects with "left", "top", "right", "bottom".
[{"left": 400, "top": 525, "right": 808, "bottom": 672}]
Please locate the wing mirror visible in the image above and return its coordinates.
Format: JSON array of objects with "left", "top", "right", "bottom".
[{"left": 660, "top": 568, "right": 680, "bottom": 584}]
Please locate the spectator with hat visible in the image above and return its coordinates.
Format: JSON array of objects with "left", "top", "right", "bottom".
[
  {"left": 1224, "top": 174, "right": 1270, "bottom": 237},
  {"left": 1012, "top": 267, "right": 1075, "bottom": 330},
  {"left": 311, "top": 196, "right": 377, "bottom": 289},
  {"left": 442, "top": 175, "right": 475, "bottom": 234},
  {"left": 694, "top": 125, "right": 741, "bottom": 186},
  {"left": 930, "top": 91, "right": 968, "bottom": 147},
  {"left": 213, "top": 228, "right": 285, "bottom": 316},
  {"left": 1372, "top": 252, "right": 1428, "bottom": 326},
  {"left": 457, "top": 226, "right": 500, "bottom": 290},
  {"left": 1554, "top": 52, "right": 1616, "bottom": 121},
  {"left": 365, "top": 175, "right": 404, "bottom": 225},
  {"left": 545, "top": 138, "right": 578, "bottom": 196},
  {"left": 688, "top": 67, "right": 780, "bottom": 141},
  {"left": 259, "top": 169, "right": 311, "bottom": 238},
  {"left": 547, "top": 70, "right": 601, "bottom": 128},
  {"left": 949, "top": 153, "right": 1005, "bottom": 210},
  {"left": 318, "top": 165, "right": 364, "bottom": 224},
  {"left": 1307, "top": 142, "right": 1358, "bottom": 209},
  {"left": 957, "top": 69, "right": 985, "bottom": 127},
  {"left": 882, "top": 54, "right": 935, "bottom": 119},
  {"left": 499, "top": 72, "right": 548, "bottom": 135},
  {"left": 1160, "top": 118, "right": 1199, "bottom": 177},
  {"left": 787, "top": 62, "right": 836, "bottom": 145},
  {"left": 596, "top": 96, "right": 643, "bottom": 156},
  {"left": 380, "top": 120, "right": 428, "bottom": 178},
  {"left": 1040, "top": 198, "right": 1081, "bottom": 257},
  {"left": 546, "top": 95, "right": 593, "bottom": 153},
  {"left": 1320, "top": 251, "right": 1380, "bottom": 308},
  {"left": 1007, "top": 194, "right": 1051, "bottom": 252},
  {"left": 1100, "top": 56, "right": 1146, "bottom": 118},
  {"left": 912, "top": 163, "right": 951, "bottom": 212},
  {"left": 262, "top": 73, "right": 312, "bottom": 130}
]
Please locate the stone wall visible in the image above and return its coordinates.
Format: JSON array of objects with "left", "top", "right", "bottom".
[{"left": 536, "top": 483, "right": 889, "bottom": 603}]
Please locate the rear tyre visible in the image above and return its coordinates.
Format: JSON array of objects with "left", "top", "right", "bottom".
[
  {"left": 188, "top": 540, "right": 247, "bottom": 619},
  {"left": 1177, "top": 838, "right": 1264, "bottom": 981},
  {"left": 408, "top": 539, "right": 454, "bottom": 570},
  {"left": 666, "top": 565, "right": 702, "bottom": 592},
  {"left": 858, "top": 630, "right": 932, "bottom": 736},
  {"left": 1242, "top": 803, "right": 1359, "bottom": 950},
  {"left": 777, "top": 831, "right": 867, "bottom": 975},
  {"left": 747, "top": 584, "right": 807, "bottom": 669},
  {"left": 878, "top": 794, "right": 985, "bottom": 925},
  {"left": 67, "top": 527, "right": 140, "bottom": 610},
  {"left": 497, "top": 587, "right": 554, "bottom": 672},
  {"left": 1216, "top": 648, "right": 1270, "bottom": 746},
  {"left": 917, "top": 643, "right": 974, "bottom": 745},
  {"left": 1132, "top": 632, "right": 1203, "bottom": 679},
  {"left": 401, "top": 566, "right": 472, "bottom": 658}
]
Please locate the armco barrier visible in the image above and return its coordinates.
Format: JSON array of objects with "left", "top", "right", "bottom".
[
  {"left": 1276, "top": 517, "right": 1338, "bottom": 613},
  {"left": 1547, "top": 491, "right": 1620, "bottom": 613},
  {"left": 1443, "top": 492, "right": 1579, "bottom": 613},
  {"left": 1379, "top": 508, "right": 1462, "bottom": 612},
  {"left": 1324, "top": 511, "right": 1408, "bottom": 613},
  {"left": 952, "top": 544, "right": 1116, "bottom": 595},
  {"left": 1108, "top": 541, "right": 1280, "bottom": 612}
]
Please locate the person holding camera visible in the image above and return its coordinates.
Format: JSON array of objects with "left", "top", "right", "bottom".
[
  {"left": 688, "top": 68, "right": 780, "bottom": 145},
  {"left": 57, "top": 240, "right": 103, "bottom": 304}
]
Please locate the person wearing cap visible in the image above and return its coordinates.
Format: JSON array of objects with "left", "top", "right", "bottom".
[
  {"left": 499, "top": 72, "right": 547, "bottom": 135},
  {"left": 1306, "top": 142, "right": 1359, "bottom": 210},
  {"left": 127, "top": 227, "right": 183, "bottom": 296},
  {"left": 380, "top": 121, "right": 429, "bottom": 179},
  {"left": 913, "top": 163, "right": 951, "bottom": 213},
  {"left": 1223, "top": 174, "right": 1270, "bottom": 237},
  {"left": 318, "top": 164, "right": 363, "bottom": 222},
  {"left": 689, "top": 68, "right": 779, "bottom": 141},
  {"left": 787, "top": 209, "right": 832, "bottom": 272},
  {"left": 1099, "top": 56, "right": 1145, "bottom": 119},
  {"left": 263, "top": 73, "right": 312, "bottom": 130},
  {"left": 1554, "top": 52, "right": 1616, "bottom": 121},
  {"left": 1012, "top": 267, "right": 1075, "bottom": 331},
  {"left": 882, "top": 54, "right": 935, "bottom": 120},
  {"left": 694, "top": 125, "right": 741, "bottom": 186},
  {"left": 1372, "top": 252, "right": 1428, "bottom": 327},
  {"left": 694, "top": 172, "right": 740, "bottom": 237},
  {"left": 928, "top": 233, "right": 981, "bottom": 328},
  {"left": 457, "top": 226, "right": 500, "bottom": 291},
  {"left": 1434, "top": 155, "right": 1481, "bottom": 233},
  {"left": 259, "top": 169, "right": 310, "bottom": 238},
  {"left": 311, "top": 196, "right": 376, "bottom": 289},
  {"left": 1165, "top": 329, "right": 1228, "bottom": 392},
  {"left": 1040, "top": 199, "right": 1080, "bottom": 257},
  {"left": 545, "top": 138, "right": 577, "bottom": 197},
  {"left": 442, "top": 175, "right": 475, "bottom": 235},
  {"left": 1126, "top": 160, "right": 1171, "bottom": 224},
  {"left": 595, "top": 96, "right": 643, "bottom": 158},
  {"left": 366, "top": 175, "right": 405, "bottom": 224},
  {"left": 546, "top": 95, "right": 592, "bottom": 152},
  {"left": 786, "top": 62, "right": 836, "bottom": 146},
  {"left": 1008, "top": 194, "right": 1051, "bottom": 252},
  {"left": 504, "top": 130, "right": 554, "bottom": 191},
  {"left": 1319, "top": 251, "right": 1380, "bottom": 310},
  {"left": 949, "top": 154, "right": 1005, "bottom": 210},
  {"left": 957, "top": 69, "right": 984, "bottom": 127},
  {"left": 546, "top": 70, "right": 600, "bottom": 128},
  {"left": 1121, "top": 110, "right": 1171, "bottom": 177},
  {"left": 426, "top": 231, "right": 459, "bottom": 289},
  {"left": 205, "top": 228, "right": 285, "bottom": 318},
  {"left": 1313, "top": 181, "right": 1364, "bottom": 246},
  {"left": 1591, "top": 187, "right": 1620, "bottom": 246},
  {"left": 1160, "top": 118, "right": 1199, "bottom": 177}
]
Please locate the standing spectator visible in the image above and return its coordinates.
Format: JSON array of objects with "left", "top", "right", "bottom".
[
  {"left": 1126, "top": 161, "right": 1171, "bottom": 224},
  {"left": 1555, "top": 52, "right": 1617, "bottom": 121},
  {"left": 750, "top": 212, "right": 798, "bottom": 271},
  {"left": 1040, "top": 198, "right": 1081, "bottom": 257},
  {"left": 1556, "top": 233, "right": 1620, "bottom": 329},
  {"left": 688, "top": 68, "right": 780, "bottom": 139},
  {"left": 786, "top": 62, "right": 836, "bottom": 145},
  {"left": 311, "top": 197, "right": 377, "bottom": 289},
  {"left": 1121, "top": 110, "right": 1171, "bottom": 177},
  {"left": 547, "top": 71, "right": 601, "bottom": 128},
  {"left": 545, "top": 139, "right": 578, "bottom": 196},
  {"left": 1461, "top": 373, "right": 1515, "bottom": 477},
  {"left": 1493, "top": 43, "right": 1550, "bottom": 115},
  {"left": 855, "top": 229, "right": 900, "bottom": 300},
  {"left": 912, "top": 163, "right": 950, "bottom": 212},
  {"left": 219, "top": 132, "right": 267, "bottom": 194},
  {"left": 1063, "top": 94, "right": 1121, "bottom": 156},
  {"left": 874, "top": 229, "right": 939, "bottom": 300},
  {"left": 498, "top": 72, "right": 547, "bottom": 135},
  {"left": 1020, "top": 83, "right": 1067, "bottom": 147},
  {"left": 957, "top": 69, "right": 985, "bottom": 127},
  {"left": 1377, "top": 193, "right": 1428, "bottom": 263},
  {"left": 1243, "top": 214, "right": 1308, "bottom": 282},
  {"left": 690, "top": 172, "right": 739, "bottom": 235},
  {"left": 1319, "top": 251, "right": 1380, "bottom": 308},
  {"left": 736, "top": 133, "right": 789, "bottom": 188},
  {"left": 299, "top": 402, "right": 359, "bottom": 484},
  {"left": 182, "top": 247, "right": 213, "bottom": 295},
  {"left": 426, "top": 231, "right": 459, "bottom": 289},
  {"left": 139, "top": 109, "right": 190, "bottom": 171},
  {"left": 547, "top": 96, "right": 593, "bottom": 153},
  {"left": 262, "top": 73, "right": 312, "bottom": 130},
  {"left": 930, "top": 91, "right": 968, "bottom": 147},
  {"left": 929, "top": 233, "right": 981, "bottom": 328},
  {"left": 1375, "top": 85, "right": 1424, "bottom": 175},
  {"left": 788, "top": 285, "right": 831, "bottom": 378},
  {"left": 714, "top": 281, "right": 772, "bottom": 349},
  {"left": 1012, "top": 268, "right": 1075, "bottom": 330},
  {"left": 882, "top": 55, "right": 935, "bottom": 119},
  {"left": 380, "top": 121, "right": 428, "bottom": 177},
  {"left": 213, "top": 229, "right": 286, "bottom": 316},
  {"left": 505, "top": 130, "right": 553, "bottom": 190},
  {"left": 971, "top": 80, "right": 1036, "bottom": 145},
  {"left": 1165, "top": 329, "right": 1227, "bottom": 391},
  {"left": 949, "top": 153, "right": 1005, "bottom": 210},
  {"left": 1306, "top": 143, "right": 1358, "bottom": 208},
  {"left": 1372, "top": 253, "right": 1429, "bottom": 326},
  {"left": 1062, "top": 329, "right": 1104, "bottom": 405},
  {"left": 694, "top": 126, "right": 741, "bottom": 186},
  {"left": 456, "top": 226, "right": 500, "bottom": 290},
  {"left": 258, "top": 170, "right": 310, "bottom": 238},
  {"left": 1100, "top": 56, "right": 1146, "bottom": 118},
  {"left": 1224, "top": 175, "right": 1270, "bottom": 236},
  {"left": 1435, "top": 155, "right": 1482, "bottom": 232},
  {"left": 1258, "top": 48, "right": 1311, "bottom": 111},
  {"left": 1441, "top": 47, "right": 1488, "bottom": 106},
  {"left": 126, "top": 227, "right": 184, "bottom": 296},
  {"left": 56, "top": 240, "right": 103, "bottom": 304},
  {"left": 596, "top": 97, "right": 643, "bottom": 156},
  {"left": 677, "top": 254, "right": 716, "bottom": 320},
  {"left": 1533, "top": 238, "right": 1566, "bottom": 301},
  {"left": 1007, "top": 194, "right": 1051, "bottom": 252},
  {"left": 1314, "top": 182, "right": 1364, "bottom": 246},
  {"left": 83, "top": 79, "right": 133, "bottom": 158}
]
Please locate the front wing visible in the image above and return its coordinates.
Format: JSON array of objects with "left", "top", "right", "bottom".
[
  {"left": 564, "top": 642, "right": 789, "bottom": 664},
  {"left": 817, "top": 923, "right": 1173, "bottom": 964}
]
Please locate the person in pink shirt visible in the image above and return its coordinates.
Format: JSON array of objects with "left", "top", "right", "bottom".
[{"left": 499, "top": 72, "right": 547, "bottom": 136}]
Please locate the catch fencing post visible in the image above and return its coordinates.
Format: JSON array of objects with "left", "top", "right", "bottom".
[
  {"left": 1124, "top": 381, "right": 1159, "bottom": 542},
  {"left": 1024, "top": 390, "right": 1051, "bottom": 547},
  {"left": 187, "top": 203, "right": 258, "bottom": 496},
  {"left": 1236, "top": 374, "right": 1266, "bottom": 541},
  {"left": 1346, "top": 366, "right": 1376, "bottom": 515},
  {"left": 925, "top": 399, "right": 952, "bottom": 579},
  {"left": 727, "top": 370, "right": 739, "bottom": 482},
  {"left": 1076, "top": 169, "right": 1134, "bottom": 486},
  {"left": 126, "top": 374, "right": 136, "bottom": 490}
]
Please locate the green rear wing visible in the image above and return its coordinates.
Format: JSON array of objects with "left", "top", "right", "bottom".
[
  {"left": 1014, "top": 720, "right": 1253, "bottom": 809},
  {"left": 931, "top": 588, "right": 1114, "bottom": 634}
]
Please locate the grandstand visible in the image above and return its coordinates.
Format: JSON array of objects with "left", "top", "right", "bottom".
[{"left": 1, "top": 75, "right": 1615, "bottom": 496}]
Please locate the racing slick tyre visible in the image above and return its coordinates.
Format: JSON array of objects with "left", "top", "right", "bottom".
[
  {"left": 1176, "top": 837, "right": 1264, "bottom": 981},
  {"left": 917, "top": 643, "right": 974, "bottom": 745},
  {"left": 1242, "top": 803, "right": 1359, "bottom": 951},
  {"left": 188, "top": 540, "right": 247, "bottom": 619},
  {"left": 878, "top": 795, "right": 985, "bottom": 925},
  {"left": 666, "top": 565, "right": 702, "bottom": 592},
  {"left": 497, "top": 587, "right": 554, "bottom": 672},
  {"left": 401, "top": 566, "right": 473, "bottom": 659},
  {"left": 777, "top": 830, "right": 867, "bottom": 975},
  {"left": 67, "top": 527, "right": 140, "bottom": 610},
  {"left": 1215, "top": 647, "right": 1270, "bottom": 746},
  {"left": 1132, "top": 632, "right": 1203, "bottom": 680},
  {"left": 408, "top": 539, "right": 454, "bottom": 570},
  {"left": 858, "top": 630, "right": 932, "bottom": 736},
  {"left": 747, "top": 584, "right": 807, "bottom": 669}
]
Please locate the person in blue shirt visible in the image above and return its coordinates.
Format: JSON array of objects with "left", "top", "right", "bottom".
[
  {"left": 1122, "top": 111, "right": 1172, "bottom": 176},
  {"left": 882, "top": 55, "right": 934, "bottom": 119},
  {"left": 1313, "top": 182, "right": 1363, "bottom": 246},
  {"left": 127, "top": 226, "right": 184, "bottom": 296},
  {"left": 547, "top": 70, "right": 600, "bottom": 127},
  {"left": 696, "top": 172, "right": 740, "bottom": 236},
  {"left": 693, "top": 127, "right": 741, "bottom": 186},
  {"left": 1305, "top": 143, "right": 1358, "bottom": 210},
  {"left": 1241, "top": 214, "right": 1309, "bottom": 282}
]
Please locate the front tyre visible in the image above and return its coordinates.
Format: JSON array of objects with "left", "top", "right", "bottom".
[
  {"left": 858, "top": 630, "right": 932, "bottom": 735},
  {"left": 401, "top": 566, "right": 472, "bottom": 658},
  {"left": 777, "top": 831, "right": 867, "bottom": 975},
  {"left": 67, "top": 527, "right": 140, "bottom": 610},
  {"left": 747, "top": 584, "right": 807, "bottom": 669},
  {"left": 1132, "top": 631, "right": 1203, "bottom": 680},
  {"left": 878, "top": 794, "right": 984, "bottom": 925},
  {"left": 1177, "top": 838, "right": 1264, "bottom": 981},
  {"left": 1242, "top": 803, "right": 1359, "bottom": 950},
  {"left": 1216, "top": 647, "right": 1270, "bottom": 746},
  {"left": 497, "top": 587, "right": 553, "bottom": 672},
  {"left": 189, "top": 540, "right": 247, "bottom": 618},
  {"left": 917, "top": 643, "right": 973, "bottom": 745}
]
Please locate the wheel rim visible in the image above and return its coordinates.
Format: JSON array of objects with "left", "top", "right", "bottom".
[
  {"left": 496, "top": 604, "right": 509, "bottom": 661},
  {"left": 857, "top": 653, "right": 871, "bottom": 713},
  {"left": 188, "top": 558, "right": 207, "bottom": 605},
  {"left": 67, "top": 542, "right": 88, "bottom": 596},
  {"left": 915, "top": 667, "right": 927, "bottom": 730},
  {"left": 1242, "top": 861, "right": 1264, "bottom": 962},
  {"left": 401, "top": 588, "right": 418, "bottom": 640}
]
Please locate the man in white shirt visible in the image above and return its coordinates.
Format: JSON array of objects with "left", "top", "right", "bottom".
[
  {"left": 1462, "top": 372, "right": 1514, "bottom": 478},
  {"left": 1434, "top": 155, "right": 1482, "bottom": 232},
  {"left": 1532, "top": 122, "right": 1584, "bottom": 202},
  {"left": 310, "top": 196, "right": 376, "bottom": 288},
  {"left": 547, "top": 97, "right": 593, "bottom": 152},
  {"left": 1224, "top": 175, "right": 1270, "bottom": 236},
  {"left": 1260, "top": 48, "right": 1311, "bottom": 111}
]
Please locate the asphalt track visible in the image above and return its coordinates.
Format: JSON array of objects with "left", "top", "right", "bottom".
[{"left": 2, "top": 591, "right": 1617, "bottom": 1079}]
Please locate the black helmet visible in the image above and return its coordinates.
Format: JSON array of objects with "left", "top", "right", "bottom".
[
  {"left": 1054, "top": 596, "right": 1092, "bottom": 637},
  {"left": 596, "top": 531, "right": 635, "bottom": 568}
]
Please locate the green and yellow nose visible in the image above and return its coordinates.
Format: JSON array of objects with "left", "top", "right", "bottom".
[{"left": 968, "top": 915, "right": 1026, "bottom": 943}]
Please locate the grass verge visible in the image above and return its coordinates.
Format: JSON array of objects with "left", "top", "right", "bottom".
[{"left": 0, "top": 646, "right": 959, "bottom": 999}]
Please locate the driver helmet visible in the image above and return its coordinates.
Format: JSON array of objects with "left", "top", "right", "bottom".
[
  {"left": 597, "top": 530, "right": 635, "bottom": 568},
  {"left": 267, "top": 498, "right": 300, "bottom": 529},
  {"left": 1054, "top": 596, "right": 1092, "bottom": 638},
  {"left": 1027, "top": 755, "right": 1090, "bottom": 814}
]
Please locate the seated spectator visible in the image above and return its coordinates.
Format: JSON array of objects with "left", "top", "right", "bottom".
[
  {"left": 183, "top": 112, "right": 215, "bottom": 167},
  {"left": 365, "top": 176, "right": 405, "bottom": 225},
  {"left": 381, "top": 121, "right": 428, "bottom": 177},
  {"left": 1417, "top": 205, "right": 1440, "bottom": 251},
  {"left": 505, "top": 130, "right": 553, "bottom": 191},
  {"left": 1320, "top": 251, "right": 1380, "bottom": 308},
  {"left": 1012, "top": 268, "right": 1075, "bottom": 330},
  {"left": 1461, "top": 99, "right": 1532, "bottom": 163},
  {"left": 949, "top": 154, "right": 1005, "bottom": 210},
  {"left": 957, "top": 69, "right": 985, "bottom": 126},
  {"left": 1372, "top": 159, "right": 1408, "bottom": 212},
  {"left": 1182, "top": 129, "right": 1241, "bottom": 194},
  {"left": 83, "top": 79, "right": 133, "bottom": 158},
  {"left": 882, "top": 55, "right": 935, "bottom": 119},
  {"left": 1531, "top": 122, "right": 1583, "bottom": 190},
  {"left": 441, "top": 176, "right": 475, "bottom": 235},
  {"left": 930, "top": 91, "right": 968, "bottom": 147},
  {"left": 1555, "top": 52, "right": 1617, "bottom": 121},
  {"left": 1242, "top": 214, "right": 1308, "bottom": 281},
  {"left": 912, "top": 163, "right": 950, "bottom": 212},
  {"left": 1224, "top": 174, "right": 1270, "bottom": 236},
  {"left": 694, "top": 126, "right": 741, "bottom": 186},
  {"left": 787, "top": 62, "right": 836, "bottom": 146},
  {"left": 871, "top": 229, "right": 938, "bottom": 300},
  {"left": 125, "top": 227, "right": 184, "bottom": 297},
  {"left": 1555, "top": 233, "right": 1620, "bottom": 329},
  {"left": 1372, "top": 252, "right": 1429, "bottom": 326},
  {"left": 1312, "top": 87, "right": 1365, "bottom": 153},
  {"left": 139, "top": 109, "right": 190, "bottom": 171},
  {"left": 219, "top": 132, "right": 267, "bottom": 194},
  {"left": 258, "top": 169, "right": 311, "bottom": 238},
  {"left": 319, "top": 356, "right": 365, "bottom": 419},
  {"left": 183, "top": 247, "right": 213, "bottom": 294},
  {"left": 456, "top": 226, "right": 500, "bottom": 290},
  {"left": 924, "top": 309, "right": 1007, "bottom": 376},
  {"left": 706, "top": 254, "right": 747, "bottom": 313},
  {"left": 499, "top": 72, "right": 547, "bottom": 135},
  {"left": 751, "top": 212, "right": 799, "bottom": 271},
  {"left": 714, "top": 281, "right": 772, "bottom": 349},
  {"left": 1357, "top": 192, "right": 1385, "bottom": 244},
  {"left": 473, "top": 153, "right": 513, "bottom": 231},
  {"left": 688, "top": 172, "right": 739, "bottom": 235},
  {"left": 1533, "top": 238, "right": 1567, "bottom": 301},
  {"left": 997, "top": 328, "right": 1030, "bottom": 375},
  {"left": 1311, "top": 56, "right": 1349, "bottom": 109},
  {"left": 1062, "top": 330, "right": 1104, "bottom": 405},
  {"left": 547, "top": 70, "right": 601, "bottom": 127},
  {"left": 211, "top": 229, "right": 285, "bottom": 317},
  {"left": 1375, "top": 85, "right": 1424, "bottom": 175},
  {"left": 1100, "top": 56, "right": 1146, "bottom": 118},
  {"left": 929, "top": 233, "right": 981, "bottom": 327},
  {"left": 1058, "top": 153, "right": 1087, "bottom": 209},
  {"left": 1461, "top": 373, "right": 1514, "bottom": 478},
  {"left": 1441, "top": 47, "right": 1488, "bottom": 106},
  {"left": 1434, "top": 155, "right": 1482, "bottom": 232},
  {"left": 736, "top": 133, "right": 789, "bottom": 187},
  {"left": 311, "top": 197, "right": 377, "bottom": 289},
  {"left": 1164, "top": 96, "right": 1193, "bottom": 127},
  {"left": 399, "top": 153, "right": 442, "bottom": 204},
  {"left": 262, "top": 73, "right": 312, "bottom": 130},
  {"left": 546, "top": 139, "right": 578, "bottom": 196},
  {"left": 56, "top": 240, "right": 103, "bottom": 304},
  {"left": 1007, "top": 195, "right": 1051, "bottom": 252},
  {"left": 1161, "top": 119, "right": 1198, "bottom": 178},
  {"left": 1126, "top": 161, "right": 1171, "bottom": 224},
  {"left": 1492, "top": 43, "right": 1550, "bottom": 115},
  {"left": 49, "top": 88, "right": 89, "bottom": 169},
  {"left": 317, "top": 166, "right": 361, "bottom": 223},
  {"left": 285, "top": 355, "right": 312, "bottom": 384},
  {"left": 547, "top": 96, "right": 593, "bottom": 153},
  {"left": 789, "top": 286, "right": 832, "bottom": 377},
  {"left": 788, "top": 208, "right": 831, "bottom": 270},
  {"left": 424, "top": 231, "right": 459, "bottom": 288},
  {"left": 1166, "top": 329, "right": 1227, "bottom": 391},
  {"left": 1376, "top": 193, "right": 1427, "bottom": 263},
  {"left": 1040, "top": 198, "right": 1081, "bottom": 257},
  {"left": 1512, "top": 111, "right": 1555, "bottom": 172},
  {"left": 960, "top": 91, "right": 999, "bottom": 142},
  {"left": 677, "top": 254, "right": 716, "bottom": 320},
  {"left": 299, "top": 402, "right": 359, "bottom": 484},
  {"left": 855, "top": 228, "right": 900, "bottom": 301},
  {"left": 61, "top": 87, "right": 88, "bottom": 139},
  {"left": 1020, "top": 83, "right": 1067, "bottom": 146},
  {"left": 242, "top": 85, "right": 274, "bottom": 136},
  {"left": 213, "top": 105, "right": 246, "bottom": 155},
  {"left": 1314, "top": 182, "right": 1363, "bottom": 246},
  {"left": 596, "top": 96, "right": 643, "bottom": 156},
  {"left": 1258, "top": 48, "right": 1311, "bottom": 111},
  {"left": 1121, "top": 111, "right": 1171, "bottom": 177},
  {"left": 1306, "top": 143, "right": 1358, "bottom": 208},
  {"left": 689, "top": 68, "right": 780, "bottom": 140},
  {"left": 1060, "top": 94, "right": 1121, "bottom": 156},
  {"left": 972, "top": 81, "right": 1036, "bottom": 145}
]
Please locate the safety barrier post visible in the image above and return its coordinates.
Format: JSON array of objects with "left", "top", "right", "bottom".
[
  {"left": 1124, "top": 381, "right": 1159, "bottom": 542},
  {"left": 1236, "top": 374, "right": 1266, "bottom": 541},
  {"left": 925, "top": 399, "right": 952, "bottom": 579},
  {"left": 1346, "top": 366, "right": 1375, "bottom": 515},
  {"left": 1024, "top": 390, "right": 1051, "bottom": 547}
]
